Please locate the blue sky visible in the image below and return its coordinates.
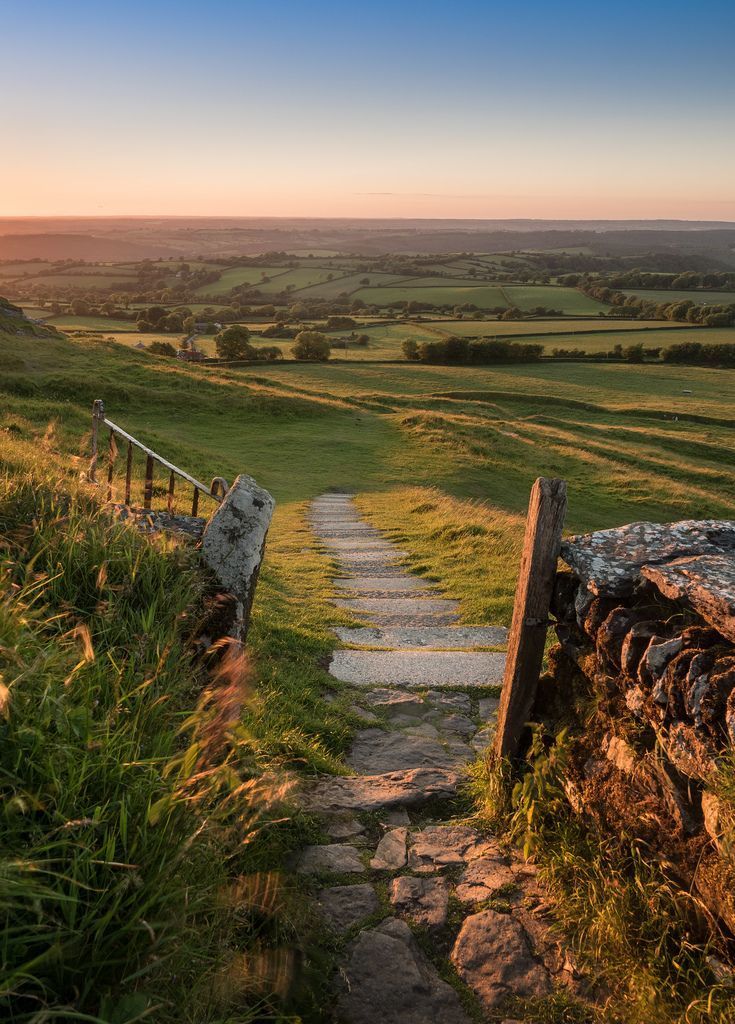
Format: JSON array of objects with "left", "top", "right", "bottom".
[{"left": 2, "top": 0, "right": 734, "bottom": 218}]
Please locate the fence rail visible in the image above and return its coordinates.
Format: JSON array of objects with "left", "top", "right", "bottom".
[{"left": 89, "top": 399, "right": 228, "bottom": 516}]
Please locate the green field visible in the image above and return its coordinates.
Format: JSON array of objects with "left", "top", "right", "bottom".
[
  {"left": 503, "top": 284, "right": 609, "bottom": 314},
  {"left": 352, "top": 283, "right": 510, "bottom": 308},
  {"left": 193, "top": 265, "right": 292, "bottom": 296},
  {"left": 431, "top": 317, "right": 691, "bottom": 337},
  {"left": 0, "top": 261, "right": 61, "bottom": 279},
  {"left": 18, "top": 272, "right": 140, "bottom": 291},
  {"left": 47, "top": 314, "right": 138, "bottom": 331},
  {"left": 623, "top": 288, "right": 735, "bottom": 305}
]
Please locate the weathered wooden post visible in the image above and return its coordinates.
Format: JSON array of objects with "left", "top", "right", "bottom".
[
  {"left": 494, "top": 477, "right": 567, "bottom": 759},
  {"left": 89, "top": 399, "right": 105, "bottom": 483}
]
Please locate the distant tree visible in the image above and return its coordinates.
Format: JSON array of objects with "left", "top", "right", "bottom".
[
  {"left": 136, "top": 320, "right": 154, "bottom": 333},
  {"left": 214, "top": 324, "right": 254, "bottom": 360},
  {"left": 402, "top": 339, "right": 420, "bottom": 361},
  {"left": 70, "top": 299, "right": 90, "bottom": 316},
  {"left": 292, "top": 330, "right": 330, "bottom": 361},
  {"left": 144, "top": 305, "right": 167, "bottom": 326},
  {"left": 148, "top": 340, "right": 177, "bottom": 356},
  {"left": 164, "top": 312, "right": 184, "bottom": 332},
  {"left": 183, "top": 315, "right": 196, "bottom": 333}
]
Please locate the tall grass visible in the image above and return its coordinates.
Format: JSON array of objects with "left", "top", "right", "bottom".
[{"left": 0, "top": 451, "right": 294, "bottom": 1023}]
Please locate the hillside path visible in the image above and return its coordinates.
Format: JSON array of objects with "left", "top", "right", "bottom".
[{"left": 299, "top": 494, "right": 581, "bottom": 1022}]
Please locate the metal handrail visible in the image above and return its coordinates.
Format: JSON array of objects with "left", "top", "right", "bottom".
[{"left": 89, "top": 399, "right": 228, "bottom": 516}]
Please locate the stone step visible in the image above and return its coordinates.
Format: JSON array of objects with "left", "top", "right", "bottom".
[
  {"left": 334, "top": 625, "right": 508, "bottom": 649},
  {"left": 336, "top": 597, "right": 459, "bottom": 616},
  {"left": 337, "top": 581, "right": 438, "bottom": 598},
  {"left": 329, "top": 650, "right": 506, "bottom": 689},
  {"left": 321, "top": 539, "right": 401, "bottom": 552},
  {"left": 303, "top": 766, "right": 463, "bottom": 814},
  {"left": 347, "top": 728, "right": 473, "bottom": 773},
  {"left": 335, "top": 576, "right": 436, "bottom": 594}
]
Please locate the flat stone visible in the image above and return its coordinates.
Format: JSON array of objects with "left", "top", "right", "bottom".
[
  {"left": 408, "top": 826, "right": 497, "bottom": 873},
  {"left": 304, "top": 767, "right": 462, "bottom": 814},
  {"left": 326, "top": 818, "right": 366, "bottom": 840},
  {"left": 405, "top": 722, "right": 440, "bottom": 739},
  {"left": 296, "top": 844, "right": 365, "bottom": 874},
  {"left": 478, "top": 696, "right": 500, "bottom": 720},
  {"left": 323, "top": 536, "right": 397, "bottom": 547},
  {"left": 561, "top": 519, "right": 735, "bottom": 598},
  {"left": 363, "top": 690, "right": 426, "bottom": 716},
  {"left": 370, "top": 828, "right": 408, "bottom": 870},
  {"left": 335, "top": 576, "right": 435, "bottom": 593},
  {"left": 329, "top": 650, "right": 505, "bottom": 689},
  {"left": 455, "top": 856, "right": 517, "bottom": 903},
  {"left": 451, "top": 910, "right": 551, "bottom": 1008},
  {"left": 347, "top": 729, "right": 471, "bottom": 774},
  {"left": 337, "top": 918, "right": 471, "bottom": 1024},
  {"left": 335, "top": 625, "right": 509, "bottom": 649},
  {"left": 425, "top": 690, "right": 473, "bottom": 714},
  {"left": 471, "top": 724, "right": 496, "bottom": 752},
  {"left": 390, "top": 875, "right": 449, "bottom": 930},
  {"left": 350, "top": 704, "right": 379, "bottom": 724},
  {"left": 381, "top": 808, "right": 411, "bottom": 826},
  {"left": 642, "top": 555, "right": 735, "bottom": 643},
  {"left": 438, "top": 714, "right": 477, "bottom": 737},
  {"left": 318, "top": 883, "right": 379, "bottom": 933},
  {"left": 335, "top": 597, "right": 460, "bottom": 617},
  {"left": 362, "top": 612, "right": 460, "bottom": 626}
]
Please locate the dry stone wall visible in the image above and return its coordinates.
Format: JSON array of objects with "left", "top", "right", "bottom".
[{"left": 546, "top": 519, "right": 735, "bottom": 943}]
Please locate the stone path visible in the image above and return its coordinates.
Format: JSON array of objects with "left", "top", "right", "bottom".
[{"left": 299, "top": 494, "right": 584, "bottom": 1022}]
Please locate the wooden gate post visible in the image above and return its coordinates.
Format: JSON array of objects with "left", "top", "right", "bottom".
[{"left": 494, "top": 477, "right": 567, "bottom": 759}]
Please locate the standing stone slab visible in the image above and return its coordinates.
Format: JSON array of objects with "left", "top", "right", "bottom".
[
  {"left": 200, "top": 474, "right": 275, "bottom": 643},
  {"left": 337, "top": 918, "right": 471, "bottom": 1024}
]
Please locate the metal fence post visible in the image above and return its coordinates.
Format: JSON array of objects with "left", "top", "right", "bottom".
[{"left": 89, "top": 399, "right": 105, "bottom": 483}]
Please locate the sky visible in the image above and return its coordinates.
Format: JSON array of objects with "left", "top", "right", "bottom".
[{"left": 2, "top": 0, "right": 734, "bottom": 220}]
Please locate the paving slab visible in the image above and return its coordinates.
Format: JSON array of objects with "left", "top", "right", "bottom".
[
  {"left": 318, "top": 883, "right": 379, "bottom": 933},
  {"left": 334, "top": 625, "right": 509, "bottom": 649},
  {"left": 347, "top": 728, "right": 472, "bottom": 773},
  {"left": 330, "top": 649, "right": 505, "bottom": 688},
  {"left": 390, "top": 875, "right": 449, "bottom": 931},
  {"left": 361, "top": 613, "right": 460, "bottom": 626},
  {"left": 335, "top": 576, "right": 436, "bottom": 593},
  {"left": 451, "top": 910, "right": 551, "bottom": 1008},
  {"left": 322, "top": 539, "right": 404, "bottom": 552},
  {"left": 295, "top": 844, "right": 365, "bottom": 874},
  {"left": 303, "top": 767, "right": 463, "bottom": 813},
  {"left": 337, "top": 918, "right": 471, "bottom": 1024},
  {"left": 335, "top": 597, "right": 459, "bottom": 616},
  {"left": 370, "top": 827, "right": 408, "bottom": 870}
]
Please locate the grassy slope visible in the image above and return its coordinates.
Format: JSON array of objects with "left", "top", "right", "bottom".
[{"left": 3, "top": 331, "right": 735, "bottom": 1021}]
